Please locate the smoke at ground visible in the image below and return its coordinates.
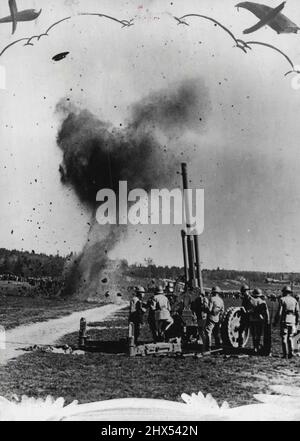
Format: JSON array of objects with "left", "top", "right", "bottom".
[
  {"left": 62, "top": 222, "right": 125, "bottom": 299},
  {"left": 56, "top": 78, "right": 210, "bottom": 298}
]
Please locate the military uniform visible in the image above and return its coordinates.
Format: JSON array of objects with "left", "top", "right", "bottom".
[
  {"left": 191, "top": 294, "right": 209, "bottom": 346},
  {"left": 204, "top": 287, "right": 224, "bottom": 351},
  {"left": 239, "top": 285, "right": 251, "bottom": 348},
  {"left": 274, "top": 287, "right": 300, "bottom": 358},
  {"left": 147, "top": 295, "right": 157, "bottom": 342},
  {"left": 154, "top": 289, "right": 174, "bottom": 341},
  {"left": 248, "top": 289, "right": 269, "bottom": 353},
  {"left": 129, "top": 287, "right": 146, "bottom": 345}
]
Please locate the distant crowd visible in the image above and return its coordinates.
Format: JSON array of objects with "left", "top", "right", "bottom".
[{"left": 0, "top": 273, "right": 63, "bottom": 297}]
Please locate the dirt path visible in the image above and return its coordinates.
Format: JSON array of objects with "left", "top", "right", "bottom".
[{"left": 0, "top": 302, "right": 127, "bottom": 365}]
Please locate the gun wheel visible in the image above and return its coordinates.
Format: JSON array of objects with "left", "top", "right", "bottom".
[{"left": 221, "top": 306, "right": 249, "bottom": 348}]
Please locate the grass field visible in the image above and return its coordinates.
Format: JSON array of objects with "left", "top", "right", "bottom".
[
  {"left": 0, "top": 295, "right": 103, "bottom": 330},
  {"left": 0, "top": 297, "right": 300, "bottom": 408},
  {"left": 0, "top": 280, "right": 105, "bottom": 330}
]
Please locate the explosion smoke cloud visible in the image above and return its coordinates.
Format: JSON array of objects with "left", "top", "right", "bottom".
[
  {"left": 56, "top": 78, "right": 210, "bottom": 299},
  {"left": 56, "top": 78, "right": 210, "bottom": 207},
  {"left": 130, "top": 78, "right": 210, "bottom": 134}
]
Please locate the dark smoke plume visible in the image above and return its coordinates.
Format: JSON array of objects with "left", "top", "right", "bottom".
[
  {"left": 130, "top": 78, "right": 210, "bottom": 133},
  {"left": 57, "top": 110, "right": 172, "bottom": 207},
  {"left": 56, "top": 78, "right": 210, "bottom": 299},
  {"left": 56, "top": 78, "right": 210, "bottom": 207}
]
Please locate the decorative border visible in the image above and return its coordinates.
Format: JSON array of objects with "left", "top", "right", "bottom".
[{"left": 0, "top": 387, "right": 300, "bottom": 421}]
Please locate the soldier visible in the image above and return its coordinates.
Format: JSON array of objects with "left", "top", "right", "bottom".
[
  {"left": 240, "top": 284, "right": 252, "bottom": 310},
  {"left": 147, "top": 292, "right": 158, "bottom": 342},
  {"left": 129, "top": 286, "right": 146, "bottom": 345},
  {"left": 191, "top": 291, "right": 209, "bottom": 350},
  {"left": 274, "top": 286, "right": 300, "bottom": 359},
  {"left": 165, "top": 284, "right": 177, "bottom": 313},
  {"left": 248, "top": 288, "right": 270, "bottom": 354},
  {"left": 237, "top": 284, "right": 252, "bottom": 348},
  {"left": 204, "top": 286, "right": 224, "bottom": 351},
  {"left": 154, "top": 285, "right": 174, "bottom": 342}
]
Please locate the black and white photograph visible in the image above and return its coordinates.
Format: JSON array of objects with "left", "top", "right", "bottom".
[{"left": 1, "top": 0, "right": 300, "bottom": 425}]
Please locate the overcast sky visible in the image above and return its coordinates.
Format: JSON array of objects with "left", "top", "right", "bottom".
[{"left": 1, "top": 0, "right": 300, "bottom": 272}]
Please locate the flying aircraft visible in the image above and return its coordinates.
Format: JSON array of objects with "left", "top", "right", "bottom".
[
  {"left": 236, "top": 1, "right": 300, "bottom": 34},
  {"left": 0, "top": 0, "right": 42, "bottom": 35}
]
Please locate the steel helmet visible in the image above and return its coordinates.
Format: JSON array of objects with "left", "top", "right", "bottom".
[
  {"left": 282, "top": 286, "right": 292, "bottom": 294},
  {"left": 135, "top": 286, "right": 145, "bottom": 294},
  {"left": 156, "top": 285, "right": 164, "bottom": 294},
  {"left": 252, "top": 288, "right": 263, "bottom": 297},
  {"left": 240, "top": 284, "right": 249, "bottom": 293}
]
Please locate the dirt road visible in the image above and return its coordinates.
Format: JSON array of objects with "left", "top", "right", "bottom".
[{"left": 0, "top": 302, "right": 127, "bottom": 365}]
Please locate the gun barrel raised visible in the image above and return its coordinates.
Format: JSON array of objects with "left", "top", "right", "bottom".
[{"left": 181, "top": 163, "right": 197, "bottom": 287}]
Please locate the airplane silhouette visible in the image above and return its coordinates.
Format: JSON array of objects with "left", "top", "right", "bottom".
[
  {"left": 0, "top": 0, "right": 42, "bottom": 34},
  {"left": 236, "top": 1, "right": 300, "bottom": 34}
]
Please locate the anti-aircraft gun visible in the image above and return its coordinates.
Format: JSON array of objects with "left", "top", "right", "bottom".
[
  {"left": 178, "top": 163, "right": 254, "bottom": 351},
  {"left": 176, "top": 163, "right": 205, "bottom": 344}
]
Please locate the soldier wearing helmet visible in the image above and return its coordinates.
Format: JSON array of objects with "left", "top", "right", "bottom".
[
  {"left": 204, "top": 286, "right": 224, "bottom": 351},
  {"left": 191, "top": 290, "right": 209, "bottom": 350},
  {"left": 153, "top": 285, "right": 174, "bottom": 341},
  {"left": 249, "top": 288, "right": 270, "bottom": 354},
  {"left": 147, "top": 289, "right": 158, "bottom": 342},
  {"left": 129, "top": 286, "right": 146, "bottom": 345},
  {"left": 240, "top": 284, "right": 252, "bottom": 309},
  {"left": 274, "top": 286, "right": 300, "bottom": 358},
  {"left": 165, "top": 283, "right": 176, "bottom": 310}
]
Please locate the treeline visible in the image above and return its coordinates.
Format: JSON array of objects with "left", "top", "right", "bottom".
[
  {"left": 123, "top": 261, "right": 300, "bottom": 283},
  {"left": 0, "top": 248, "right": 299, "bottom": 283},
  {"left": 203, "top": 268, "right": 300, "bottom": 283},
  {"left": 125, "top": 262, "right": 183, "bottom": 280},
  {"left": 0, "top": 248, "right": 65, "bottom": 278}
]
